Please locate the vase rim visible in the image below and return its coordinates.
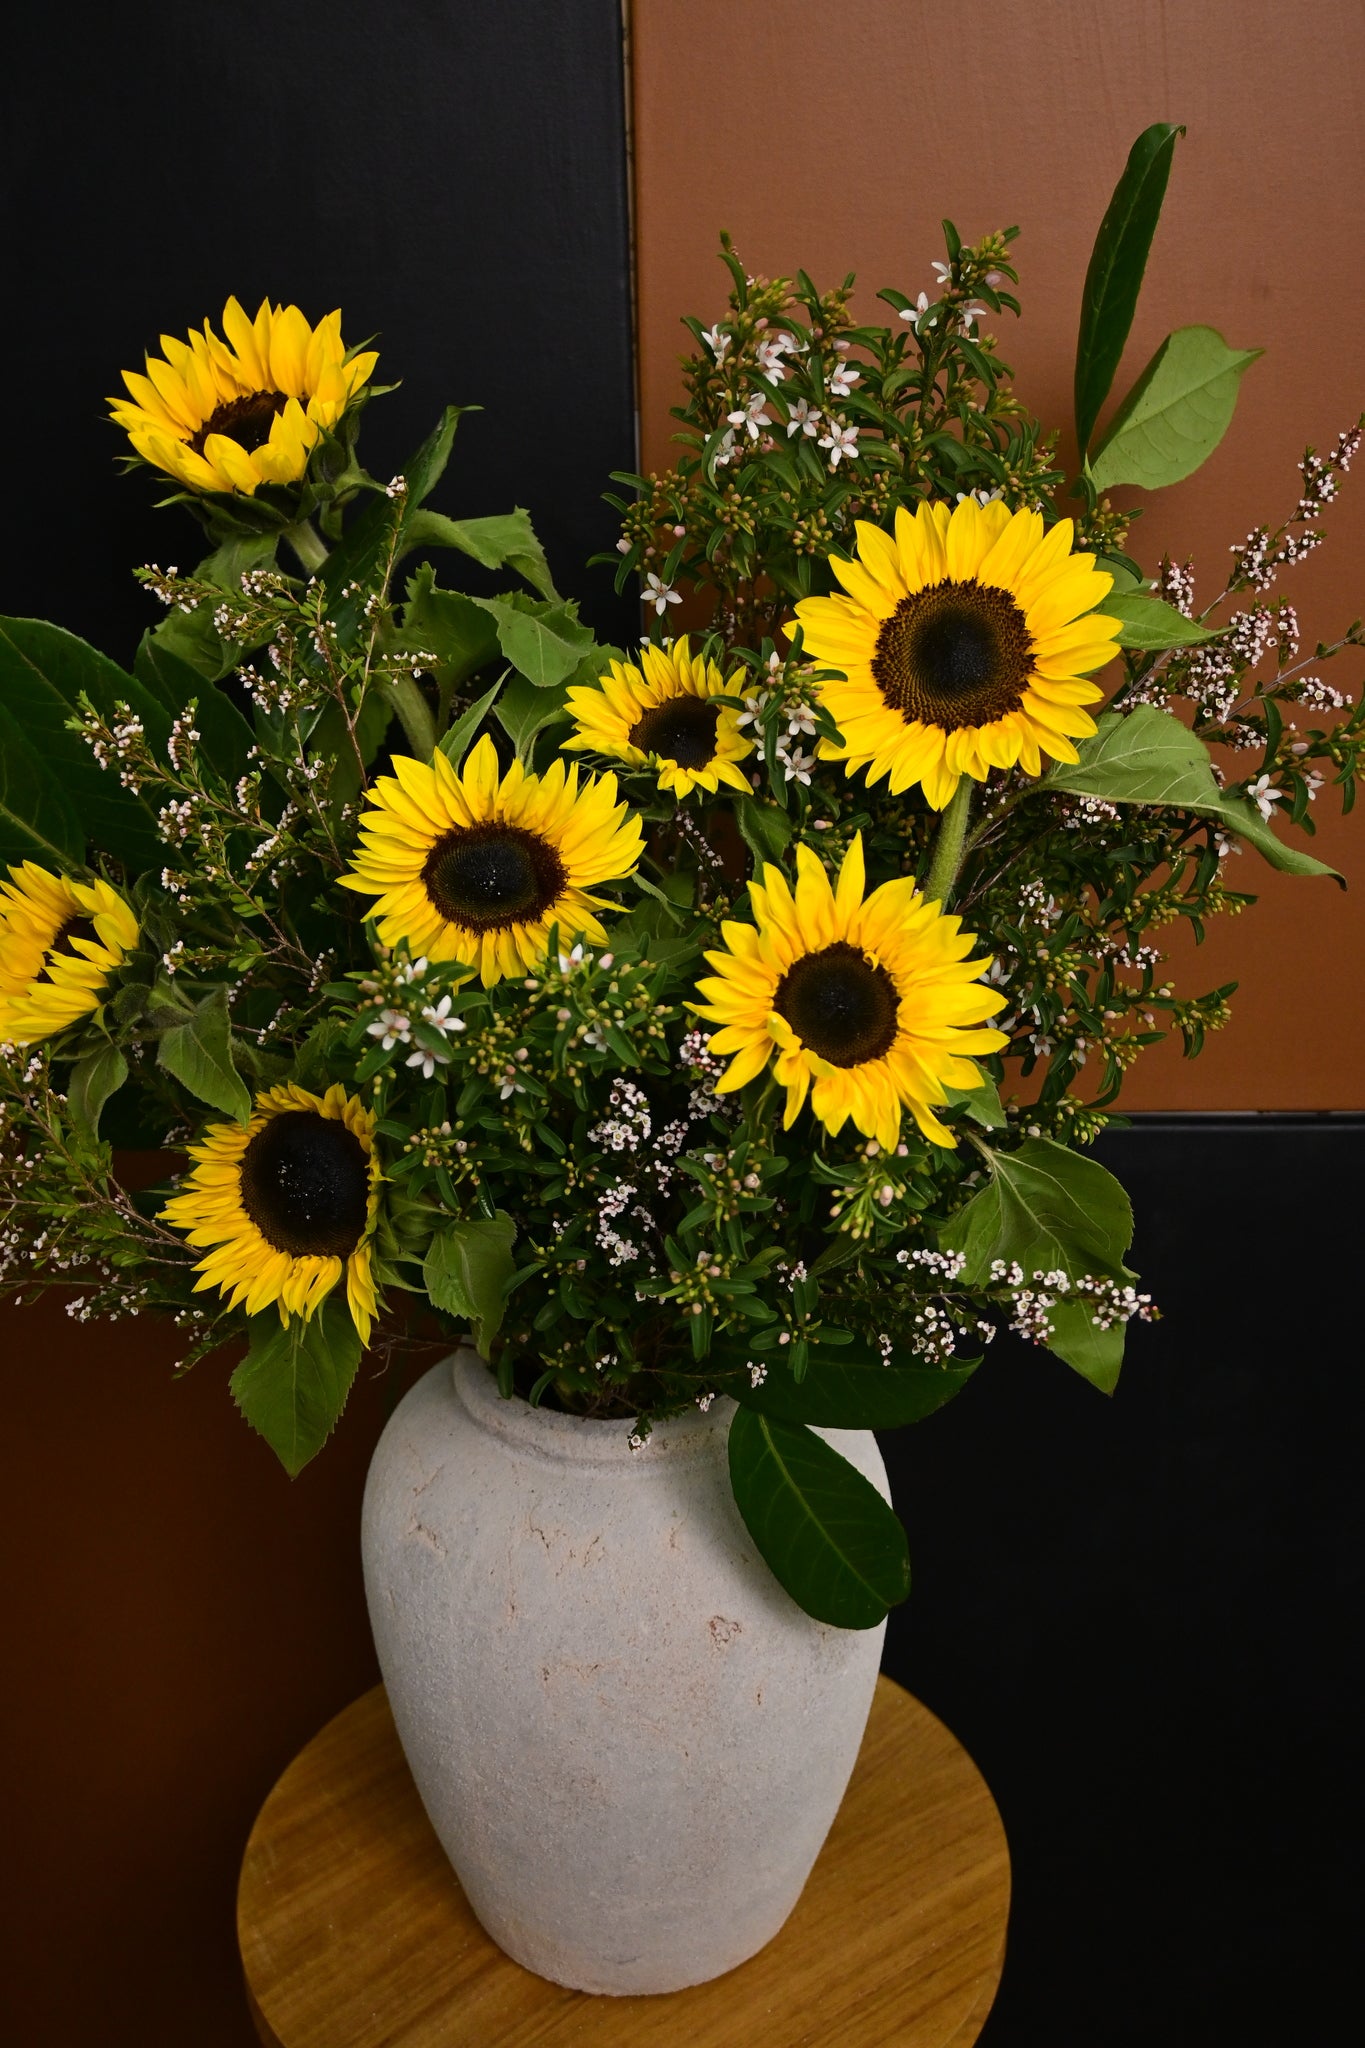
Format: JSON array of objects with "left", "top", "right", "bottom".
[{"left": 450, "top": 1347, "right": 734, "bottom": 1470}]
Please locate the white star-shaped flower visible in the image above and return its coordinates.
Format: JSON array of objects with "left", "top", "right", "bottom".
[
  {"left": 366, "top": 1008, "right": 411, "bottom": 1049},
  {"left": 701, "top": 324, "right": 731, "bottom": 362},
  {"left": 817, "top": 420, "right": 860, "bottom": 468},
  {"left": 828, "top": 361, "right": 860, "bottom": 397},
  {"left": 727, "top": 392, "right": 773, "bottom": 441},
  {"left": 643, "top": 571, "right": 682, "bottom": 615},
  {"left": 786, "top": 397, "right": 822, "bottom": 438}
]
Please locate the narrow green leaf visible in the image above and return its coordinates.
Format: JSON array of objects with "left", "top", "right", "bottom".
[
  {"left": 1088, "top": 326, "right": 1262, "bottom": 493},
  {"left": 0, "top": 698, "right": 84, "bottom": 866},
  {"left": 230, "top": 1296, "right": 363, "bottom": 1477},
  {"left": 1099, "top": 591, "right": 1223, "bottom": 650},
  {"left": 1043, "top": 707, "right": 1342, "bottom": 880},
  {"left": 66, "top": 1041, "right": 129, "bottom": 1138},
  {"left": 156, "top": 987, "right": 253, "bottom": 1123},
  {"left": 1075, "top": 123, "right": 1185, "bottom": 454},
  {"left": 439, "top": 679, "right": 505, "bottom": 765},
  {"left": 941, "top": 1075, "right": 1007, "bottom": 1128},
  {"left": 730, "top": 1339, "right": 978, "bottom": 1429},
  {"left": 423, "top": 1212, "right": 517, "bottom": 1352},
  {"left": 727, "top": 1409, "right": 909, "bottom": 1628}
]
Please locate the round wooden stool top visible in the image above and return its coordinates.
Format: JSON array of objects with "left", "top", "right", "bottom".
[{"left": 238, "top": 1673, "right": 1009, "bottom": 2048}]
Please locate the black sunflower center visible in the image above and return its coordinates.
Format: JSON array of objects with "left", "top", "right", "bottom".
[
  {"left": 189, "top": 389, "right": 289, "bottom": 456},
  {"left": 239, "top": 1110, "right": 369, "bottom": 1261},
  {"left": 872, "top": 579, "right": 1033, "bottom": 732},
  {"left": 629, "top": 695, "right": 721, "bottom": 769},
  {"left": 421, "top": 822, "right": 568, "bottom": 931},
  {"left": 37, "top": 916, "right": 97, "bottom": 982},
  {"left": 773, "top": 941, "right": 899, "bottom": 1068}
]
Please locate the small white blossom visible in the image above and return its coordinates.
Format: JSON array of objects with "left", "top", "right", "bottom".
[
  {"left": 643, "top": 572, "right": 681, "bottom": 615},
  {"left": 366, "top": 1008, "right": 411, "bottom": 1049},
  {"left": 786, "top": 397, "right": 823, "bottom": 439},
  {"left": 1247, "top": 773, "right": 1285, "bottom": 822},
  {"left": 828, "top": 360, "right": 860, "bottom": 398},
  {"left": 817, "top": 420, "right": 860, "bottom": 469},
  {"left": 727, "top": 392, "right": 773, "bottom": 441}
]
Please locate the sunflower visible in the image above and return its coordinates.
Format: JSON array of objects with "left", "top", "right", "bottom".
[
  {"left": 109, "top": 297, "right": 379, "bottom": 497},
  {"left": 338, "top": 734, "right": 644, "bottom": 987},
  {"left": 0, "top": 863, "right": 138, "bottom": 1045},
  {"left": 693, "top": 836, "right": 1007, "bottom": 1148},
  {"left": 160, "top": 1082, "right": 381, "bottom": 1343},
  {"left": 790, "top": 498, "right": 1120, "bottom": 809},
  {"left": 564, "top": 637, "right": 754, "bottom": 798}
]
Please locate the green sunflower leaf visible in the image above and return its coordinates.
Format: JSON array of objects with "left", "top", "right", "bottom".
[
  {"left": 1096, "top": 591, "right": 1223, "bottom": 650},
  {"left": 1075, "top": 123, "right": 1184, "bottom": 455},
  {"left": 727, "top": 1408, "right": 909, "bottom": 1628},
  {"left": 401, "top": 508, "right": 559, "bottom": 601},
  {"left": 0, "top": 618, "right": 170, "bottom": 869},
  {"left": 133, "top": 633, "right": 255, "bottom": 786},
  {"left": 1087, "top": 325, "right": 1262, "bottom": 494},
  {"left": 66, "top": 1041, "right": 129, "bottom": 1140},
  {"left": 1042, "top": 707, "right": 1342, "bottom": 881},
  {"left": 729, "top": 1337, "right": 979, "bottom": 1429},
  {"left": 439, "top": 678, "right": 506, "bottom": 766},
  {"left": 0, "top": 698, "right": 84, "bottom": 867},
  {"left": 156, "top": 987, "right": 253, "bottom": 1124},
  {"left": 940, "top": 1136, "right": 1135, "bottom": 1391},
  {"left": 231, "top": 1296, "right": 364, "bottom": 1478},
  {"left": 423, "top": 1212, "right": 517, "bottom": 1353},
  {"left": 470, "top": 593, "right": 596, "bottom": 690},
  {"left": 494, "top": 672, "right": 571, "bottom": 760}
]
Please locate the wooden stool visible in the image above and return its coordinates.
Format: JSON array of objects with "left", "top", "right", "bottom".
[{"left": 238, "top": 1674, "right": 1009, "bottom": 2047}]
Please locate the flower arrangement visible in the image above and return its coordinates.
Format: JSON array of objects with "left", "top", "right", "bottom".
[{"left": 1, "top": 128, "right": 1360, "bottom": 1627}]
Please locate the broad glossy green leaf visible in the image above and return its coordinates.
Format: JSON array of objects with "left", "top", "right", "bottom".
[
  {"left": 941, "top": 1136, "right": 1134, "bottom": 1390},
  {"left": 1075, "top": 124, "right": 1184, "bottom": 454},
  {"left": 731, "top": 1339, "right": 979, "bottom": 1429},
  {"left": 1043, "top": 707, "right": 1341, "bottom": 879},
  {"left": 156, "top": 987, "right": 253, "bottom": 1123},
  {"left": 471, "top": 593, "right": 596, "bottom": 689},
  {"left": 727, "top": 1409, "right": 909, "bottom": 1628},
  {"left": 133, "top": 632, "right": 255, "bottom": 785},
  {"left": 67, "top": 1041, "right": 129, "bottom": 1138},
  {"left": 0, "top": 618, "right": 170, "bottom": 868},
  {"left": 423, "top": 1212, "right": 517, "bottom": 1352},
  {"left": 1088, "top": 326, "right": 1262, "bottom": 493},
  {"left": 402, "top": 508, "right": 558, "bottom": 600},
  {"left": 0, "top": 697, "right": 84, "bottom": 866},
  {"left": 230, "top": 1295, "right": 363, "bottom": 1477},
  {"left": 1098, "top": 591, "right": 1222, "bottom": 650}
]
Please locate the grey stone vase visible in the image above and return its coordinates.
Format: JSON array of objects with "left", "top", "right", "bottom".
[{"left": 361, "top": 1347, "right": 888, "bottom": 1995}]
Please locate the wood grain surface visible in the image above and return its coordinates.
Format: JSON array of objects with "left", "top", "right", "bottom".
[{"left": 238, "top": 1674, "right": 1010, "bottom": 2047}]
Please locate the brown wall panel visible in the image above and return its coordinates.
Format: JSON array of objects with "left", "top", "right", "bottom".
[{"left": 631, "top": 0, "right": 1365, "bottom": 1107}]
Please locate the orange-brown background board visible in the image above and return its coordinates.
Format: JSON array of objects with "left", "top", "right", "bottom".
[{"left": 629, "top": 0, "right": 1365, "bottom": 1108}]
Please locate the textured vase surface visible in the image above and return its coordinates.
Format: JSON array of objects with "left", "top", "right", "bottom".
[{"left": 361, "top": 1348, "right": 888, "bottom": 1994}]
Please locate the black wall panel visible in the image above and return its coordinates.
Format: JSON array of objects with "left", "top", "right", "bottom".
[
  {"left": 881, "top": 1116, "right": 1364, "bottom": 2046},
  {"left": 1, "top": 1, "right": 636, "bottom": 662}
]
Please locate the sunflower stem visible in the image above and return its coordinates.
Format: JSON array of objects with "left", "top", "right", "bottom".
[
  {"left": 924, "top": 778, "right": 974, "bottom": 906},
  {"left": 381, "top": 674, "right": 437, "bottom": 761},
  {"left": 281, "top": 518, "right": 330, "bottom": 574}
]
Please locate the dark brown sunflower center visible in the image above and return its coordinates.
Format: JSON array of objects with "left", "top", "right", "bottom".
[
  {"left": 773, "top": 941, "right": 899, "bottom": 1068},
  {"left": 37, "top": 916, "right": 97, "bottom": 982},
  {"left": 872, "top": 579, "right": 1033, "bottom": 732},
  {"left": 421, "top": 822, "right": 567, "bottom": 931},
  {"left": 239, "top": 1110, "right": 369, "bottom": 1261},
  {"left": 189, "top": 389, "right": 289, "bottom": 456},
  {"left": 628, "top": 696, "right": 721, "bottom": 769}
]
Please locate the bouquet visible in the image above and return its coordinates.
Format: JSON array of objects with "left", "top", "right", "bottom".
[{"left": 2, "top": 127, "right": 1360, "bottom": 1627}]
